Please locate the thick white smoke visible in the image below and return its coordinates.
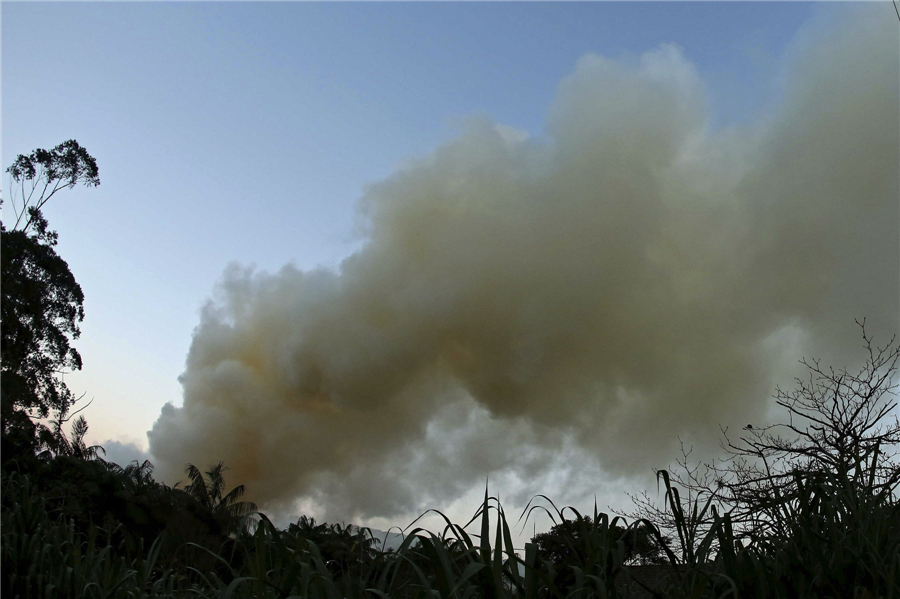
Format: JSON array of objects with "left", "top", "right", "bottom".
[{"left": 149, "top": 6, "right": 899, "bottom": 521}]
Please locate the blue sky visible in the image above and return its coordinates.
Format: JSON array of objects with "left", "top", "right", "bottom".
[{"left": 5, "top": 2, "right": 897, "bottom": 532}]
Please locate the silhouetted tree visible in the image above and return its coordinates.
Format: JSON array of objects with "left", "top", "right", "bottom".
[
  {"left": 629, "top": 320, "right": 900, "bottom": 549},
  {"left": 533, "top": 515, "right": 667, "bottom": 572},
  {"left": 183, "top": 462, "right": 258, "bottom": 534},
  {"left": 109, "top": 459, "right": 157, "bottom": 494},
  {"left": 718, "top": 320, "right": 900, "bottom": 544},
  {"left": 39, "top": 413, "right": 105, "bottom": 460},
  {"left": 5, "top": 139, "right": 99, "bottom": 234},
  {"left": 2, "top": 140, "right": 98, "bottom": 458}
]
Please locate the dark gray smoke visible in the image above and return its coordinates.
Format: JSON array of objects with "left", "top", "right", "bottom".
[{"left": 149, "top": 6, "right": 898, "bottom": 521}]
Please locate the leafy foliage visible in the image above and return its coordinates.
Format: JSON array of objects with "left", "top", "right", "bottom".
[
  {"left": 6, "top": 139, "right": 100, "bottom": 234},
  {"left": 1, "top": 219, "right": 85, "bottom": 422},
  {"left": 1, "top": 140, "right": 98, "bottom": 459},
  {"left": 533, "top": 514, "right": 668, "bottom": 569},
  {"left": 183, "top": 462, "right": 258, "bottom": 536},
  {"left": 39, "top": 412, "right": 106, "bottom": 461},
  {"left": 4, "top": 446, "right": 900, "bottom": 598},
  {"left": 286, "top": 516, "right": 378, "bottom": 575},
  {"left": 1, "top": 471, "right": 181, "bottom": 599}
]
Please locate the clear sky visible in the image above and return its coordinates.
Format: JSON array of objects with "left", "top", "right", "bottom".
[{"left": 3, "top": 2, "right": 898, "bottom": 536}]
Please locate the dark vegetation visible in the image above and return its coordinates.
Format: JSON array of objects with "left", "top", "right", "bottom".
[{"left": 3, "top": 142, "right": 899, "bottom": 598}]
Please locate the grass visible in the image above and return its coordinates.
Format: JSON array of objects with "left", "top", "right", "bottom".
[
  {"left": 1, "top": 472, "right": 182, "bottom": 599},
  {"left": 5, "top": 462, "right": 899, "bottom": 599}
]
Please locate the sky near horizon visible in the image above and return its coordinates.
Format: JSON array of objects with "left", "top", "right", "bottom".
[{"left": 3, "top": 2, "right": 898, "bottom": 536}]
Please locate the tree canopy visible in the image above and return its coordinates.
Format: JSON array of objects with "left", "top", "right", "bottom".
[
  {"left": 1, "top": 140, "right": 98, "bottom": 456},
  {"left": 6, "top": 139, "right": 99, "bottom": 234}
]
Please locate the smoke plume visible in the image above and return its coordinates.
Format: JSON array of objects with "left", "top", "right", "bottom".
[{"left": 149, "top": 6, "right": 898, "bottom": 520}]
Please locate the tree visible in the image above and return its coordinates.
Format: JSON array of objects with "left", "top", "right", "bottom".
[
  {"left": 5, "top": 139, "right": 99, "bottom": 234},
  {"left": 183, "top": 462, "right": 258, "bottom": 534},
  {"left": 1, "top": 140, "right": 98, "bottom": 455},
  {"left": 40, "top": 413, "right": 106, "bottom": 461},
  {"left": 628, "top": 320, "right": 900, "bottom": 548},
  {"left": 111, "top": 458, "right": 158, "bottom": 494},
  {"left": 533, "top": 515, "right": 667, "bottom": 567},
  {"left": 524, "top": 511, "right": 669, "bottom": 598},
  {"left": 717, "top": 320, "right": 900, "bottom": 542}
]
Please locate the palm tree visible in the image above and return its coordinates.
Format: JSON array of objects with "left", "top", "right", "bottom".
[
  {"left": 65, "top": 415, "right": 106, "bottom": 459},
  {"left": 38, "top": 412, "right": 105, "bottom": 460},
  {"left": 183, "top": 461, "right": 258, "bottom": 534},
  {"left": 106, "top": 458, "right": 157, "bottom": 493}
]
